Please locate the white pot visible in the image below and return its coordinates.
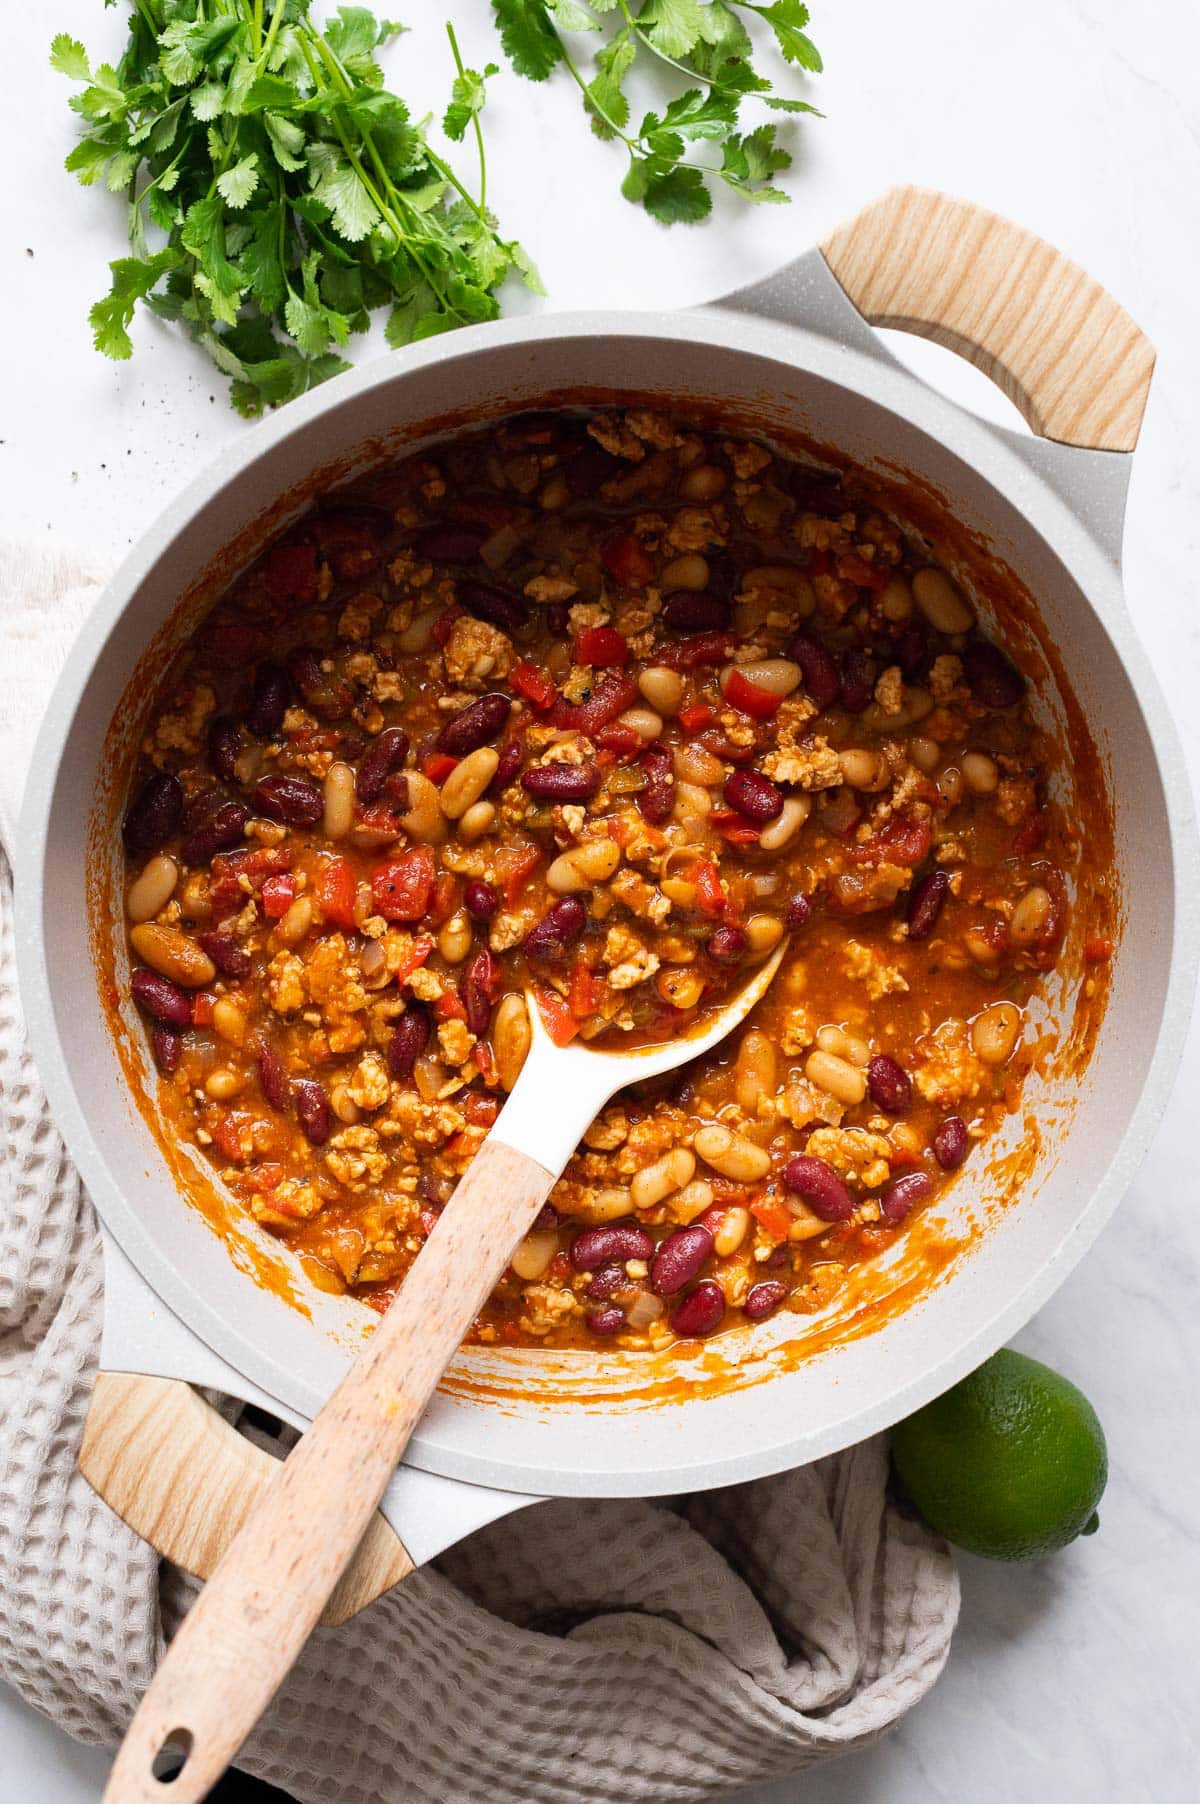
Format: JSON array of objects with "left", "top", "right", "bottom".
[{"left": 15, "top": 188, "right": 1199, "bottom": 1585}]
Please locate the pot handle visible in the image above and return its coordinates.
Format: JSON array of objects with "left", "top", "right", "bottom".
[
  {"left": 818, "top": 184, "right": 1154, "bottom": 452},
  {"left": 79, "top": 1372, "right": 413, "bottom": 1626}
]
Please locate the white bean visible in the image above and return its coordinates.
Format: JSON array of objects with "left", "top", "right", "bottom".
[
  {"left": 912, "top": 567, "right": 975, "bottom": 634},
  {"left": 440, "top": 747, "right": 499, "bottom": 820},
  {"left": 126, "top": 854, "right": 179, "bottom": 924}
]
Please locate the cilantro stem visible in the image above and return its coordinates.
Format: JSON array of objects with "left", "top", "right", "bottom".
[
  {"left": 445, "top": 22, "right": 487, "bottom": 213},
  {"left": 552, "top": 29, "right": 639, "bottom": 153}
]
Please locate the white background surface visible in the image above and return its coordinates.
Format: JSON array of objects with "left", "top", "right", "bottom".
[{"left": 2, "top": 1, "right": 1199, "bottom": 1800}]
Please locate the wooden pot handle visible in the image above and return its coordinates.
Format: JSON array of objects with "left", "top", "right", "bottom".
[
  {"left": 79, "top": 1373, "right": 414, "bottom": 1626},
  {"left": 820, "top": 184, "right": 1154, "bottom": 452},
  {"left": 103, "top": 1133, "right": 555, "bottom": 1802}
]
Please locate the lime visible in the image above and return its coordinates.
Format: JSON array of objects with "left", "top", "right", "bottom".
[{"left": 891, "top": 1348, "right": 1108, "bottom": 1560}]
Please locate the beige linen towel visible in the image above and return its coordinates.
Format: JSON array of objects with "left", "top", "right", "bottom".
[{"left": 0, "top": 540, "right": 958, "bottom": 1801}]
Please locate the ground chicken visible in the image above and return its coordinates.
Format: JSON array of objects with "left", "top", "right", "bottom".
[
  {"left": 914, "top": 1016, "right": 988, "bottom": 1107},
  {"left": 443, "top": 615, "right": 514, "bottom": 689},
  {"left": 626, "top": 409, "right": 682, "bottom": 448},
  {"left": 304, "top": 935, "right": 368, "bottom": 1017},
  {"left": 779, "top": 1079, "right": 846, "bottom": 1129},
  {"left": 763, "top": 734, "right": 843, "bottom": 790},
  {"left": 874, "top": 665, "right": 905, "bottom": 716},
  {"left": 371, "top": 670, "right": 406, "bottom": 703},
  {"left": 666, "top": 507, "right": 726, "bottom": 552},
  {"left": 601, "top": 924, "right": 660, "bottom": 990},
  {"left": 587, "top": 415, "right": 645, "bottom": 461},
  {"left": 929, "top": 654, "right": 965, "bottom": 703},
  {"left": 490, "top": 908, "right": 536, "bottom": 952},
  {"left": 610, "top": 867, "right": 671, "bottom": 926},
  {"left": 725, "top": 440, "right": 772, "bottom": 479},
  {"left": 325, "top": 1125, "right": 389, "bottom": 1191},
  {"left": 568, "top": 601, "right": 609, "bottom": 635},
  {"left": 337, "top": 593, "right": 383, "bottom": 642},
  {"left": 805, "top": 1127, "right": 892, "bottom": 1186},
  {"left": 250, "top": 1178, "right": 325, "bottom": 1229},
  {"left": 844, "top": 940, "right": 910, "bottom": 999},
  {"left": 995, "top": 776, "right": 1037, "bottom": 825},
  {"left": 525, "top": 574, "right": 578, "bottom": 604},
  {"left": 266, "top": 951, "right": 307, "bottom": 1015},
  {"left": 347, "top": 1053, "right": 390, "bottom": 1112},
  {"left": 149, "top": 685, "right": 215, "bottom": 760},
  {"left": 583, "top": 1106, "right": 630, "bottom": 1151},
  {"left": 518, "top": 1284, "right": 581, "bottom": 1336},
  {"left": 407, "top": 967, "right": 445, "bottom": 1003},
  {"left": 438, "top": 1020, "right": 476, "bottom": 1066}
]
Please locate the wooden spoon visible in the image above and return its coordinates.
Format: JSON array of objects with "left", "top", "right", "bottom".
[{"left": 104, "top": 945, "right": 787, "bottom": 1801}]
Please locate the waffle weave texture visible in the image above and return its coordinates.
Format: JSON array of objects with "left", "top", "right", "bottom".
[{"left": 0, "top": 542, "right": 958, "bottom": 1800}]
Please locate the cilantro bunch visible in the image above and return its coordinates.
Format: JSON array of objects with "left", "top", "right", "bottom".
[
  {"left": 52, "top": 4, "right": 537, "bottom": 415},
  {"left": 491, "top": 1, "right": 822, "bottom": 222}
]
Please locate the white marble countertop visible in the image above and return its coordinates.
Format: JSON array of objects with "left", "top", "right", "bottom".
[{"left": 3, "top": 1, "right": 1199, "bottom": 1799}]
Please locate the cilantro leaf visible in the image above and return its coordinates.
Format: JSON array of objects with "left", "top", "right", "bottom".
[
  {"left": 49, "top": 34, "right": 90, "bottom": 81},
  {"left": 491, "top": 0, "right": 563, "bottom": 80},
  {"left": 641, "top": 0, "right": 706, "bottom": 59},
  {"left": 89, "top": 249, "right": 182, "bottom": 359},
  {"left": 443, "top": 62, "right": 498, "bottom": 142},
  {"left": 216, "top": 153, "right": 260, "bottom": 210},
  {"left": 641, "top": 164, "right": 713, "bottom": 225}
]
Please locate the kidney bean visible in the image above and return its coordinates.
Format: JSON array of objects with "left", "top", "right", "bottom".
[
  {"left": 932, "top": 1115, "right": 969, "bottom": 1169},
  {"left": 566, "top": 442, "right": 620, "bottom": 497},
  {"left": 256, "top": 1040, "right": 292, "bottom": 1113},
  {"left": 707, "top": 924, "right": 747, "bottom": 965},
  {"left": 587, "top": 1308, "right": 626, "bottom": 1337},
  {"left": 356, "top": 725, "right": 410, "bottom": 803},
  {"left": 839, "top": 648, "right": 876, "bottom": 714},
  {"left": 151, "top": 1026, "right": 183, "bottom": 1072},
  {"left": 252, "top": 775, "right": 323, "bottom": 826},
  {"left": 183, "top": 786, "right": 225, "bottom": 835},
  {"left": 523, "top": 896, "right": 587, "bottom": 962},
  {"left": 650, "top": 1225, "right": 714, "bottom": 1297},
  {"left": 131, "top": 967, "right": 193, "bottom": 1028},
  {"left": 867, "top": 1053, "right": 913, "bottom": 1115},
  {"left": 787, "top": 634, "right": 840, "bottom": 709},
  {"left": 765, "top": 1244, "right": 788, "bottom": 1268},
  {"left": 670, "top": 1280, "right": 725, "bottom": 1338},
  {"left": 414, "top": 524, "right": 486, "bottom": 563},
  {"left": 570, "top": 1223, "right": 654, "bottom": 1272},
  {"left": 724, "top": 769, "right": 784, "bottom": 825},
  {"left": 782, "top": 1154, "right": 854, "bottom": 1222},
  {"left": 963, "top": 639, "right": 1025, "bottom": 708},
  {"left": 287, "top": 646, "right": 353, "bottom": 721},
  {"left": 521, "top": 762, "right": 601, "bottom": 803},
  {"left": 182, "top": 799, "right": 249, "bottom": 865},
  {"left": 786, "top": 892, "right": 814, "bottom": 930},
  {"left": 294, "top": 1078, "right": 331, "bottom": 1146},
  {"left": 197, "top": 930, "right": 252, "bottom": 979},
  {"left": 123, "top": 772, "right": 183, "bottom": 854},
  {"left": 906, "top": 869, "right": 950, "bottom": 941},
  {"left": 489, "top": 739, "right": 524, "bottom": 796},
  {"left": 637, "top": 745, "right": 675, "bottom": 825},
  {"left": 464, "top": 880, "right": 498, "bottom": 922},
  {"left": 462, "top": 945, "right": 500, "bottom": 1036},
  {"left": 207, "top": 715, "right": 242, "bottom": 785},
  {"left": 245, "top": 662, "right": 291, "bottom": 739},
  {"left": 388, "top": 1005, "right": 432, "bottom": 1079},
  {"left": 438, "top": 693, "right": 512, "bottom": 756},
  {"left": 585, "top": 1263, "right": 625, "bottom": 1301},
  {"left": 879, "top": 1170, "right": 933, "bottom": 1226},
  {"left": 744, "top": 1280, "right": 787, "bottom": 1322},
  {"left": 894, "top": 616, "right": 929, "bottom": 679},
  {"left": 458, "top": 579, "right": 528, "bottom": 633},
  {"left": 662, "top": 591, "right": 731, "bottom": 633}
]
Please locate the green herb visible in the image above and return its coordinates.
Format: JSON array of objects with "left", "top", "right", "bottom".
[
  {"left": 52, "top": 4, "right": 537, "bottom": 416},
  {"left": 490, "top": 0, "right": 822, "bottom": 221}
]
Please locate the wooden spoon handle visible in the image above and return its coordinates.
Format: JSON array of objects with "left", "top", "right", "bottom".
[{"left": 103, "top": 1134, "right": 554, "bottom": 1802}]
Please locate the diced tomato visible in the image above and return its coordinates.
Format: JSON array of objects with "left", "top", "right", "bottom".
[
  {"left": 463, "top": 1092, "right": 501, "bottom": 1129},
  {"left": 243, "top": 1162, "right": 283, "bottom": 1192},
  {"left": 1084, "top": 936, "right": 1113, "bottom": 963},
  {"left": 596, "top": 722, "right": 642, "bottom": 756},
  {"left": 838, "top": 551, "right": 888, "bottom": 592},
  {"left": 316, "top": 857, "right": 358, "bottom": 930},
  {"left": 510, "top": 660, "right": 559, "bottom": 711},
  {"left": 600, "top": 533, "right": 654, "bottom": 587},
  {"left": 435, "top": 986, "right": 467, "bottom": 1022},
  {"left": 692, "top": 858, "right": 726, "bottom": 918},
  {"left": 190, "top": 992, "right": 215, "bottom": 1027},
  {"left": 422, "top": 751, "right": 458, "bottom": 785},
  {"left": 431, "top": 604, "right": 462, "bottom": 647},
  {"left": 660, "top": 632, "right": 734, "bottom": 671},
  {"left": 428, "top": 871, "right": 460, "bottom": 926},
  {"left": 474, "top": 1040, "right": 497, "bottom": 1084},
  {"left": 261, "top": 873, "right": 297, "bottom": 919},
  {"left": 498, "top": 843, "right": 542, "bottom": 907},
  {"left": 750, "top": 1195, "right": 793, "bottom": 1240},
  {"left": 264, "top": 543, "right": 318, "bottom": 604},
  {"left": 571, "top": 673, "right": 639, "bottom": 736},
  {"left": 1012, "top": 813, "right": 1046, "bottom": 855},
  {"left": 210, "top": 1112, "right": 255, "bottom": 1165},
  {"left": 569, "top": 959, "right": 602, "bottom": 1020},
  {"left": 711, "top": 811, "right": 762, "bottom": 845},
  {"left": 371, "top": 846, "right": 436, "bottom": 922},
  {"left": 576, "top": 625, "right": 631, "bottom": 667},
  {"left": 677, "top": 700, "right": 715, "bottom": 734},
  {"left": 537, "top": 987, "right": 579, "bottom": 1046},
  {"left": 547, "top": 1250, "right": 574, "bottom": 1282},
  {"left": 209, "top": 846, "right": 294, "bottom": 917},
  {"left": 852, "top": 815, "right": 932, "bottom": 867},
  {"left": 724, "top": 667, "right": 783, "bottom": 720},
  {"left": 394, "top": 935, "right": 434, "bottom": 983}
]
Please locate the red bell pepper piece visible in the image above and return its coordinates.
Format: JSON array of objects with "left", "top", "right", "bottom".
[
  {"left": 724, "top": 667, "right": 783, "bottom": 720},
  {"left": 510, "top": 661, "right": 559, "bottom": 711},
  {"left": 536, "top": 987, "right": 579, "bottom": 1046},
  {"left": 575, "top": 625, "right": 631, "bottom": 667},
  {"left": 422, "top": 751, "right": 458, "bottom": 785},
  {"left": 600, "top": 533, "right": 654, "bottom": 587},
  {"left": 316, "top": 857, "right": 358, "bottom": 930},
  {"left": 750, "top": 1195, "right": 793, "bottom": 1240},
  {"left": 692, "top": 858, "right": 726, "bottom": 918},
  {"left": 261, "top": 873, "right": 296, "bottom": 919},
  {"left": 677, "top": 700, "right": 715, "bottom": 734}
]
